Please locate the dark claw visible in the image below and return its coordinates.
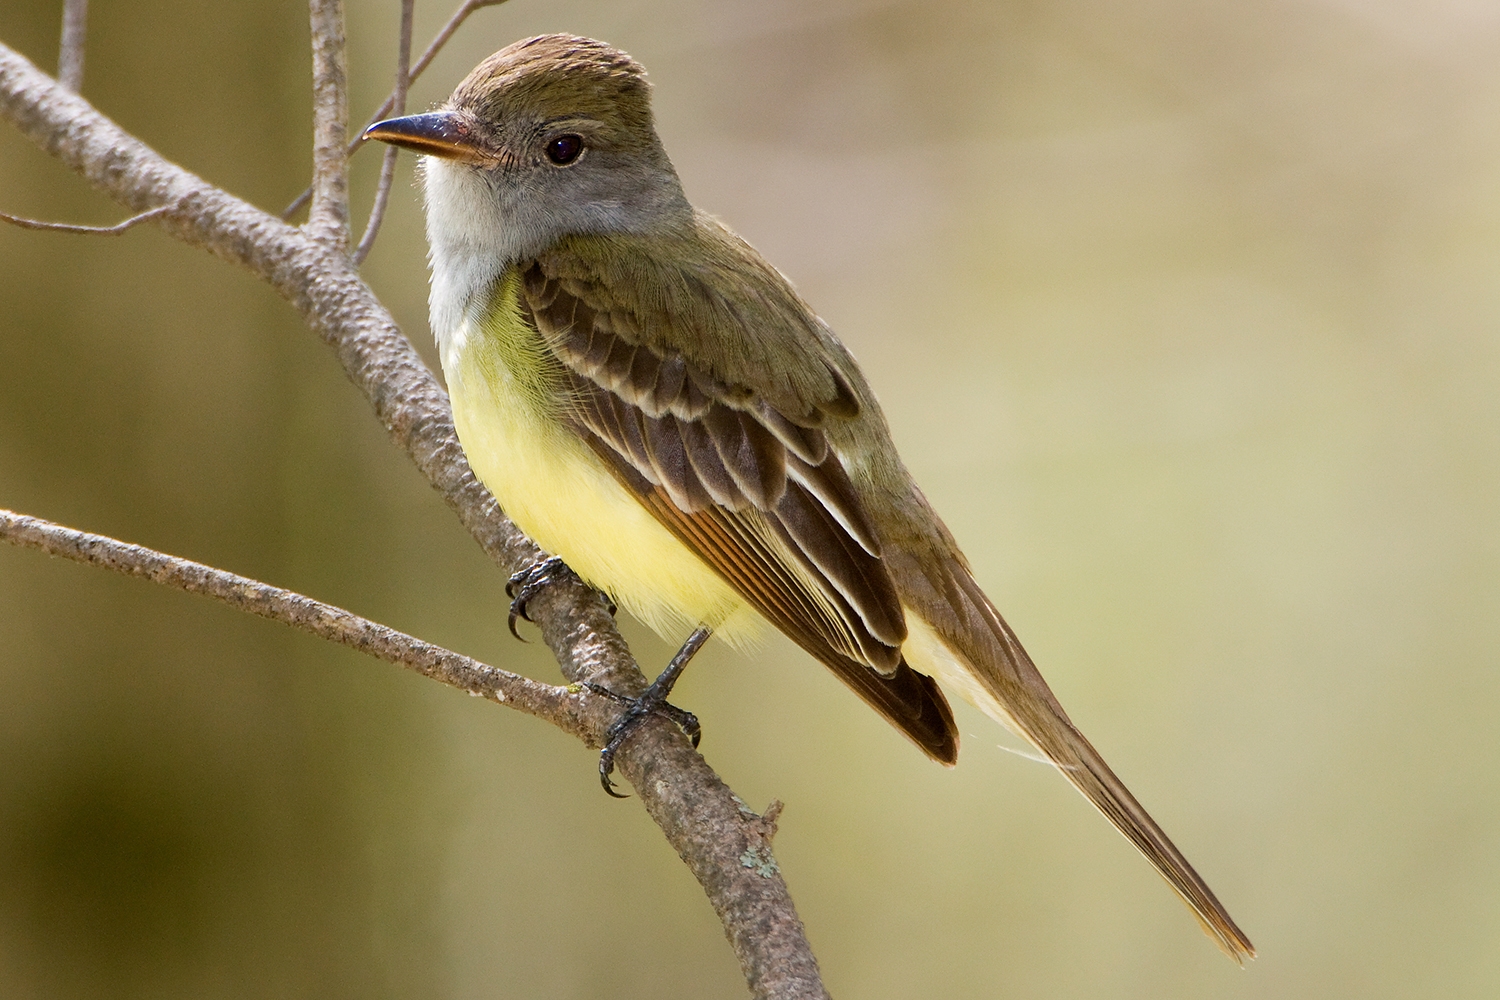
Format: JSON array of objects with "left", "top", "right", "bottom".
[
  {"left": 591, "top": 626, "right": 713, "bottom": 797},
  {"left": 599, "top": 747, "right": 628, "bottom": 797},
  {"left": 506, "top": 555, "right": 566, "bottom": 640}
]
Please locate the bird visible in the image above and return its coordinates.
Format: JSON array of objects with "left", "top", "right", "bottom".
[{"left": 364, "top": 33, "right": 1254, "bottom": 962}]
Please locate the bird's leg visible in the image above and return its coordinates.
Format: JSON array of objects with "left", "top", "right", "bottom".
[{"left": 590, "top": 626, "right": 712, "bottom": 797}]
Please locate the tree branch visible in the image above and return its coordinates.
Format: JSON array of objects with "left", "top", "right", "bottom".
[
  {"left": 0, "top": 204, "right": 167, "bottom": 234},
  {"left": 0, "top": 40, "right": 827, "bottom": 1000},
  {"left": 57, "top": 0, "right": 87, "bottom": 92},
  {"left": 308, "top": 0, "right": 350, "bottom": 248},
  {"left": 353, "top": 0, "right": 414, "bottom": 264},
  {"left": 0, "top": 509, "right": 591, "bottom": 734}
]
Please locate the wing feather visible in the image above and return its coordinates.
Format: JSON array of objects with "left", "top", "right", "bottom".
[
  {"left": 679, "top": 417, "right": 744, "bottom": 509},
  {"left": 626, "top": 466, "right": 957, "bottom": 763},
  {"left": 519, "top": 260, "right": 957, "bottom": 762},
  {"left": 756, "top": 401, "right": 828, "bottom": 465},
  {"left": 702, "top": 405, "right": 786, "bottom": 509}
]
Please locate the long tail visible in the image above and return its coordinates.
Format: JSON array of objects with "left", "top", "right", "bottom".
[{"left": 900, "top": 557, "right": 1256, "bottom": 963}]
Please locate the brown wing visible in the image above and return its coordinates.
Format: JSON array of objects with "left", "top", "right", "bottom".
[{"left": 518, "top": 261, "right": 958, "bottom": 764}]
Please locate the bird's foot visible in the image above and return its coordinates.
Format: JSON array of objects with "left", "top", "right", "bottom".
[
  {"left": 590, "top": 626, "right": 712, "bottom": 797},
  {"left": 506, "top": 555, "right": 568, "bottom": 639}
]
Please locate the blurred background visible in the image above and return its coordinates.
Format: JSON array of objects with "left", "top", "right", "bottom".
[{"left": 3, "top": 0, "right": 1499, "bottom": 996}]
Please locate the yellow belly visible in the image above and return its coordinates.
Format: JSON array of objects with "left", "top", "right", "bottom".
[{"left": 441, "top": 271, "right": 759, "bottom": 648}]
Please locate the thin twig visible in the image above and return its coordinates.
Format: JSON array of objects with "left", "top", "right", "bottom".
[
  {"left": 0, "top": 204, "right": 168, "bottom": 234},
  {"left": 57, "top": 0, "right": 87, "bottom": 92},
  {"left": 0, "top": 509, "right": 592, "bottom": 732},
  {"left": 281, "top": 0, "right": 511, "bottom": 221},
  {"left": 352, "top": 145, "right": 401, "bottom": 261},
  {"left": 281, "top": 181, "right": 314, "bottom": 223},
  {"left": 307, "top": 0, "right": 350, "bottom": 248},
  {"left": 0, "top": 45, "right": 828, "bottom": 999},
  {"left": 353, "top": 0, "right": 414, "bottom": 264},
  {"left": 408, "top": 0, "right": 511, "bottom": 82}
]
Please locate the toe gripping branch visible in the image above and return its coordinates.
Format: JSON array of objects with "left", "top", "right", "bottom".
[
  {"left": 504, "top": 556, "right": 707, "bottom": 798},
  {"left": 506, "top": 555, "right": 618, "bottom": 640},
  {"left": 589, "top": 626, "right": 712, "bottom": 797}
]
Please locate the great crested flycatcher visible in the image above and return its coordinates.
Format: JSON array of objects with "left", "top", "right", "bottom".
[{"left": 365, "top": 33, "right": 1253, "bottom": 961}]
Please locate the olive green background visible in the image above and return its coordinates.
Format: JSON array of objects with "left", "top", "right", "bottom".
[{"left": 3, "top": 1, "right": 1498, "bottom": 997}]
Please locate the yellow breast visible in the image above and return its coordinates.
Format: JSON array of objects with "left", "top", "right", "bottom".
[{"left": 441, "top": 268, "right": 759, "bottom": 648}]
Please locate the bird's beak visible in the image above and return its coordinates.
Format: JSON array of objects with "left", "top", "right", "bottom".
[{"left": 363, "top": 112, "right": 492, "bottom": 164}]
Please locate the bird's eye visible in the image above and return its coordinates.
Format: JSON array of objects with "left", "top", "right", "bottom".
[{"left": 546, "top": 134, "right": 584, "bottom": 166}]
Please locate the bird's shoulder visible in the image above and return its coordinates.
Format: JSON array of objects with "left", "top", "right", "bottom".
[{"left": 523, "top": 210, "right": 863, "bottom": 427}]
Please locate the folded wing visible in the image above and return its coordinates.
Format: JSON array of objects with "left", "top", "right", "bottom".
[{"left": 517, "top": 258, "right": 958, "bottom": 763}]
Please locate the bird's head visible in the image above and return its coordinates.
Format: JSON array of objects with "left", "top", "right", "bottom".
[{"left": 365, "top": 34, "right": 691, "bottom": 265}]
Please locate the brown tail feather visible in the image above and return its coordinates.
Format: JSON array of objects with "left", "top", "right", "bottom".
[
  {"left": 1013, "top": 692, "right": 1255, "bottom": 963},
  {"left": 901, "top": 557, "right": 1255, "bottom": 963}
]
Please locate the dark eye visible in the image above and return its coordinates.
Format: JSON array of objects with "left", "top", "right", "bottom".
[{"left": 546, "top": 134, "right": 584, "bottom": 165}]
